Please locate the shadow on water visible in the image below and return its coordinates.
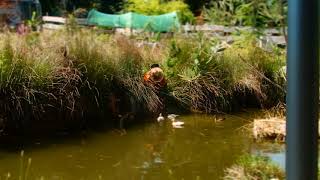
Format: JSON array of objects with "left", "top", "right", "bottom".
[{"left": 0, "top": 110, "right": 285, "bottom": 180}]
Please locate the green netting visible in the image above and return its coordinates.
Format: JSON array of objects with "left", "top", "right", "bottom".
[{"left": 87, "top": 9, "right": 180, "bottom": 32}]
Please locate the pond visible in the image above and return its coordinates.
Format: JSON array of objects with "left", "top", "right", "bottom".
[{"left": 0, "top": 111, "right": 284, "bottom": 180}]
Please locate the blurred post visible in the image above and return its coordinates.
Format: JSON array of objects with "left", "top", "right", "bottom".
[{"left": 286, "top": 0, "right": 319, "bottom": 179}]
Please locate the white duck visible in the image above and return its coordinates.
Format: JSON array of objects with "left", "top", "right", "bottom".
[
  {"left": 172, "top": 121, "right": 184, "bottom": 128},
  {"left": 171, "top": 119, "right": 184, "bottom": 127},
  {"left": 157, "top": 113, "right": 165, "bottom": 122},
  {"left": 169, "top": 115, "right": 184, "bottom": 128},
  {"left": 167, "top": 114, "right": 179, "bottom": 121}
]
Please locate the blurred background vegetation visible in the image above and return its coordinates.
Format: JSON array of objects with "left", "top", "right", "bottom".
[{"left": 39, "top": 0, "right": 287, "bottom": 28}]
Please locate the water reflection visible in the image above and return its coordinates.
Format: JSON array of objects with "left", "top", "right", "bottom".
[{"left": 251, "top": 142, "right": 285, "bottom": 169}]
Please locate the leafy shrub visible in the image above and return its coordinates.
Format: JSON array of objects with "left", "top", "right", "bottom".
[
  {"left": 203, "top": 0, "right": 240, "bottom": 26},
  {"left": 204, "top": 0, "right": 287, "bottom": 28},
  {"left": 124, "top": 0, "right": 194, "bottom": 24},
  {"left": 164, "top": 33, "right": 285, "bottom": 112}
]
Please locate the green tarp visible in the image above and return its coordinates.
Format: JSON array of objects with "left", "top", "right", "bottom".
[{"left": 87, "top": 9, "right": 180, "bottom": 32}]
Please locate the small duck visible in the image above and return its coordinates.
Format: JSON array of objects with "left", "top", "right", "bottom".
[
  {"left": 157, "top": 113, "right": 165, "bottom": 122},
  {"left": 171, "top": 118, "right": 184, "bottom": 128},
  {"left": 214, "top": 116, "right": 226, "bottom": 123},
  {"left": 167, "top": 114, "right": 179, "bottom": 121}
]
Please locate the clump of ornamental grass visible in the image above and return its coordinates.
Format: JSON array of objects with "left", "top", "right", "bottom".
[
  {"left": 230, "top": 35, "right": 286, "bottom": 106},
  {"left": 67, "top": 31, "right": 163, "bottom": 113},
  {"left": 165, "top": 33, "right": 286, "bottom": 113},
  {"left": 113, "top": 36, "right": 163, "bottom": 113},
  {"left": 66, "top": 30, "right": 115, "bottom": 114},
  {"left": 0, "top": 29, "right": 169, "bottom": 131},
  {"left": 0, "top": 32, "right": 81, "bottom": 130},
  {"left": 164, "top": 35, "right": 231, "bottom": 112}
]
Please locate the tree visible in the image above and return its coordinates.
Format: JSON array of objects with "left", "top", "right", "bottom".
[{"left": 125, "top": 0, "right": 194, "bottom": 23}]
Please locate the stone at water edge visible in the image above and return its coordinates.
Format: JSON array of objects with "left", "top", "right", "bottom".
[{"left": 253, "top": 117, "right": 320, "bottom": 140}]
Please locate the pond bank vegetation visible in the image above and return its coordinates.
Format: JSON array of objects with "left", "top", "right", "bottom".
[
  {"left": 223, "top": 154, "right": 285, "bottom": 180},
  {"left": 0, "top": 29, "right": 286, "bottom": 135},
  {"left": 251, "top": 103, "right": 286, "bottom": 142},
  {"left": 253, "top": 117, "right": 285, "bottom": 142}
]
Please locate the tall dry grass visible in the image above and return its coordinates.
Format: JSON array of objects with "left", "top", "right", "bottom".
[
  {"left": 0, "top": 31, "right": 81, "bottom": 130},
  {"left": 0, "top": 29, "right": 286, "bottom": 132}
]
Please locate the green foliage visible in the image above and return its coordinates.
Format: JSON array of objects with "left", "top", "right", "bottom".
[
  {"left": 224, "top": 154, "right": 285, "bottom": 180},
  {"left": 25, "top": 32, "right": 41, "bottom": 46},
  {"left": 68, "top": 31, "right": 115, "bottom": 92},
  {"left": 0, "top": 30, "right": 286, "bottom": 131},
  {"left": 164, "top": 33, "right": 285, "bottom": 112},
  {"left": 67, "top": 32, "right": 161, "bottom": 113},
  {"left": 65, "top": 14, "right": 79, "bottom": 33},
  {"left": 124, "top": 0, "right": 194, "bottom": 23},
  {"left": 204, "top": 0, "right": 287, "bottom": 28},
  {"left": 235, "top": 0, "right": 286, "bottom": 28},
  {"left": 0, "top": 37, "right": 53, "bottom": 89},
  {"left": 204, "top": 0, "right": 240, "bottom": 26},
  {"left": 26, "top": 12, "right": 41, "bottom": 31},
  {"left": 0, "top": 33, "right": 80, "bottom": 128}
]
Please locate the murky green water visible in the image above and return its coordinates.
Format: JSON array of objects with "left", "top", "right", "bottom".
[{"left": 0, "top": 111, "right": 284, "bottom": 180}]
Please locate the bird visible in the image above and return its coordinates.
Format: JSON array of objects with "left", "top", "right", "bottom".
[
  {"left": 171, "top": 120, "right": 184, "bottom": 126},
  {"left": 157, "top": 113, "right": 165, "bottom": 122},
  {"left": 172, "top": 125, "right": 184, "bottom": 129},
  {"left": 167, "top": 114, "right": 179, "bottom": 121},
  {"left": 170, "top": 117, "right": 184, "bottom": 128},
  {"left": 214, "top": 116, "right": 226, "bottom": 123}
]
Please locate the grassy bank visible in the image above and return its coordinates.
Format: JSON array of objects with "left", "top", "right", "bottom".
[
  {"left": 0, "top": 29, "right": 286, "bottom": 134},
  {"left": 223, "top": 154, "right": 285, "bottom": 180}
]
